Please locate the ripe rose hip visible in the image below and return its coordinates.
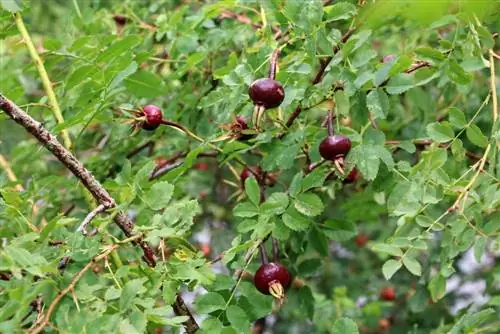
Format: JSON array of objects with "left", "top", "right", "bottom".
[
  {"left": 248, "top": 78, "right": 285, "bottom": 109},
  {"left": 378, "top": 318, "right": 391, "bottom": 330},
  {"left": 141, "top": 105, "right": 163, "bottom": 131},
  {"left": 254, "top": 263, "right": 291, "bottom": 299},
  {"left": 235, "top": 116, "right": 249, "bottom": 130},
  {"left": 231, "top": 116, "right": 254, "bottom": 141},
  {"left": 113, "top": 15, "right": 127, "bottom": 26},
  {"left": 319, "top": 135, "right": 351, "bottom": 161},
  {"left": 380, "top": 287, "right": 396, "bottom": 301},
  {"left": 355, "top": 233, "right": 369, "bottom": 248},
  {"left": 240, "top": 167, "right": 262, "bottom": 185},
  {"left": 343, "top": 167, "right": 359, "bottom": 184}
]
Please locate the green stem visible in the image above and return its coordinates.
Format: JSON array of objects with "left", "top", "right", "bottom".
[{"left": 14, "top": 13, "right": 72, "bottom": 149}]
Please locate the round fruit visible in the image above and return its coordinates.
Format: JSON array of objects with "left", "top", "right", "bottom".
[
  {"left": 355, "top": 233, "right": 369, "bottom": 248},
  {"left": 240, "top": 167, "right": 262, "bottom": 185},
  {"left": 380, "top": 287, "right": 396, "bottom": 301},
  {"left": 378, "top": 318, "right": 391, "bottom": 330},
  {"left": 319, "top": 135, "right": 352, "bottom": 160},
  {"left": 194, "top": 162, "right": 209, "bottom": 171},
  {"left": 141, "top": 105, "right": 163, "bottom": 131},
  {"left": 235, "top": 116, "right": 249, "bottom": 130},
  {"left": 343, "top": 167, "right": 359, "bottom": 184},
  {"left": 232, "top": 116, "right": 254, "bottom": 141},
  {"left": 248, "top": 78, "right": 285, "bottom": 109},
  {"left": 254, "top": 263, "right": 291, "bottom": 299},
  {"left": 382, "top": 54, "right": 396, "bottom": 63},
  {"left": 113, "top": 15, "right": 127, "bottom": 26}
]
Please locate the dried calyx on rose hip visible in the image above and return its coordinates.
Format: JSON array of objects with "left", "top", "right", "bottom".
[
  {"left": 140, "top": 104, "right": 163, "bottom": 131},
  {"left": 248, "top": 78, "right": 285, "bottom": 109},
  {"left": 319, "top": 135, "right": 351, "bottom": 161},
  {"left": 254, "top": 263, "right": 292, "bottom": 300}
]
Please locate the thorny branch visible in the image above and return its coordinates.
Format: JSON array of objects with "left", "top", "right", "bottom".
[{"left": 0, "top": 94, "right": 199, "bottom": 334}]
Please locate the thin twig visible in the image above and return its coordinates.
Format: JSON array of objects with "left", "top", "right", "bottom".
[
  {"left": 29, "top": 244, "right": 119, "bottom": 334},
  {"left": 386, "top": 139, "right": 483, "bottom": 162},
  {"left": 284, "top": 28, "right": 355, "bottom": 130},
  {"left": 0, "top": 153, "right": 23, "bottom": 191},
  {"left": 76, "top": 204, "right": 108, "bottom": 236},
  {"left": 14, "top": 13, "right": 71, "bottom": 149},
  {"left": 490, "top": 49, "right": 498, "bottom": 123}
]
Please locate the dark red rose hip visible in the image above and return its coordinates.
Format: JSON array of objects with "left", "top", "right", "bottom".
[
  {"left": 319, "top": 135, "right": 351, "bottom": 161},
  {"left": 254, "top": 263, "right": 291, "bottom": 299},
  {"left": 113, "top": 15, "right": 127, "bottom": 26},
  {"left": 380, "top": 287, "right": 396, "bottom": 301},
  {"left": 343, "top": 167, "right": 359, "bottom": 184},
  {"left": 248, "top": 78, "right": 285, "bottom": 109},
  {"left": 141, "top": 105, "right": 163, "bottom": 131},
  {"left": 240, "top": 166, "right": 262, "bottom": 185}
]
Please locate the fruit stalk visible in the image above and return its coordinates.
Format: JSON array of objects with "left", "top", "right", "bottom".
[
  {"left": 272, "top": 237, "right": 279, "bottom": 263},
  {"left": 326, "top": 109, "right": 334, "bottom": 137},
  {"left": 268, "top": 48, "right": 280, "bottom": 80},
  {"left": 259, "top": 243, "right": 269, "bottom": 265}
]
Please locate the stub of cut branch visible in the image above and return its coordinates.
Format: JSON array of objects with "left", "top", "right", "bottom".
[{"left": 76, "top": 204, "right": 110, "bottom": 237}]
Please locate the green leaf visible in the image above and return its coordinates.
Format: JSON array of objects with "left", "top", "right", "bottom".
[
  {"left": 301, "top": 168, "right": 329, "bottom": 192},
  {"left": 109, "top": 61, "right": 138, "bottom": 90},
  {"left": 331, "top": 317, "right": 359, "bottom": 334},
  {"left": 96, "top": 36, "right": 142, "bottom": 64},
  {"left": 294, "top": 193, "right": 324, "bottom": 217},
  {"left": 415, "top": 47, "right": 445, "bottom": 62},
  {"left": 366, "top": 88, "right": 390, "bottom": 119},
  {"left": 261, "top": 192, "right": 289, "bottom": 215},
  {"left": 200, "top": 317, "right": 224, "bottom": 333},
  {"left": 473, "top": 236, "right": 487, "bottom": 262},
  {"left": 321, "top": 220, "right": 357, "bottom": 241},
  {"left": 244, "top": 176, "right": 260, "bottom": 206},
  {"left": 466, "top": 124, "right": 488, "bottom": 148},
  {"left": 403, "top": 256, "right": 422, "bottom": 276},
  {"left": 382, "top": 260, "right": 402, "bottom": 280},
  {"left": 415, "top": 215, "right": 433, "bottom": 227},
  {"left": 324, "top": 2, "right": 357, "bottom": 22},
  {"left": 282, "top": 207, "right": 311, "bottom": 231},
  {"left": 233, "top": 202, "right": 259, "bottom": 217},
  {"left": 426, "top": 122, "right": 454, "bottom": 143},
  {"left": 226, "top": 305, "right": 250, "bottom": 333},
  {"left": 125, "top": 71, "right": 167, "bottom": 98},
  {"left": 371, "top": 243, "right": 403, "bottom": 256},
  {"left": 195, "top": 292, "right": 226, "bottom": 313},
  {"left": 428, "top": 274, "right": 446, "bottom": 302},
  {"left": 162, "top": 281, "right": 179, "bottom": 305},
  {"left": 289, "top": 172, "right": 304, "bottom": 197},
  {"left": 145, "top": 181, "right": 174, "bottom": 210},
  {"left": 448, "top": 107, "right": 467, "bottom": 128},
  {"left": 446, "top": 60, "right": 472, "bottom": 85},
  {"left": 120, "top": 278, "right": 147, "bottom": 311},
  {"left": 335, "top": 90, "right": 350, "bottom": 116}
]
